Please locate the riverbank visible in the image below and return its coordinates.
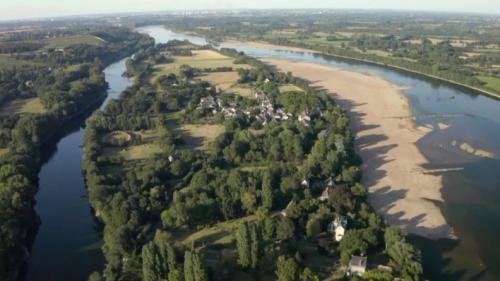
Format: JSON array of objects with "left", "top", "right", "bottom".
[
  {"left": 222, "top": 39, "right": 500, "bottom": 101},
  {"left": 263, "top": 58, "right": 455, "bottom": 239},
  {"left": 223, "top": 39, "right": 320, "bottom": 54}
]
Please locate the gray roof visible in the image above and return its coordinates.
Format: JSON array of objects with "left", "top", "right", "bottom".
[{"left": 349, "top": 256, "right": 367, "bottom": 268}]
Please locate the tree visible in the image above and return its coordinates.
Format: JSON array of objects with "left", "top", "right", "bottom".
[
  {"left": 242, "top": 192, "right": 257, "bottom": 214},
  {"left": 249, "top": 223, "right": 261, "bottom": 269},
  {"left": 384, "top": 227, "right": 423, "bottom": 281},
  {"left": 300, "top": 268, "right": 320, "bottom": 281},
  {"left": 339, "top": 230, "right": 369, "bottom": 265},
  {"left": 87, "top": 272, "right": 103, "bottom": 281},
  {"left": 276, "top": 217, "right": 295, "bottom": 241},
  {"left": 276, "top": 255, "right": 299, "bottom": 281},
  {"left": 235, "top": 221, "right": 261, "bottom": 269},
  {"left": 184, "top": 248, "right": 208, "bottom": 281},
  {"left": 142, "top": 242, "right": 161, "bottom": 281},
  {"left": 306, "top": 216, "right": 321, "bottom": 240},
  {"left": 261, "top": 171, "right": 274, "bottom": 211},
  {"left": 235, "top": 221, "right": 251, "bottom": 268}
]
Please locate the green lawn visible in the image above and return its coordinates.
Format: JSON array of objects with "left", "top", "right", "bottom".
[
  {"left": 477, "top": 75, "right": 500, "bottom": 93},
  {"left": 45, "top": 35, "right": 105, "bottom": 49}
]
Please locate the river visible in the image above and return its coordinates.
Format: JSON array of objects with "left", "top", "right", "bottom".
[
  {"left": 25, "top": 58, "right": 132, "bottom": 281},
  {"left": 24, "top": 25, "right": 500, "bottom": 281},
  {"left": 137, "top": 26, "right": 500, "bottom": 281}
]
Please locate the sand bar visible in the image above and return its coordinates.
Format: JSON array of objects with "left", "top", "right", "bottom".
[
  {"left": 264, "top": 58, "right": 454, "bottom": 239},
  {"left": 223, "top": 39, "right": 319, "bottom": 54}
]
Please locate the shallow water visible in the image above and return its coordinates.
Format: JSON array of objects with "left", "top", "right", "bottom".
[
  {"left": 138, "top": 25, "right": 500, "bottom": 281},
  {"left": 25, "top": 58, "right": 132, "bottom": 281}
]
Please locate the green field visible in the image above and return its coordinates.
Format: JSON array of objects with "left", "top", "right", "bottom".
[
  {"left": 45, "top": 35, "right": 105, "bottom": 49},
  {"left": 477, "top": 75, "right": 500, "bottom": 92},
  {"left": 152, "top": 49, "right": 251, "bottom": 81},
  {"left": 101, "top": 129, "right": 163, "bottom": 161}
]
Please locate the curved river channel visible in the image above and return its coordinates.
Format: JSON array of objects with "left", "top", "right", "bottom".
[{"left": 25, "top": 25, "right": 500, "bottom": 281}]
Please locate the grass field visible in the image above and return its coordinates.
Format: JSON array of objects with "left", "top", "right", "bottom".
[
  {"left": 102, "top": 130, "right": 163, "bottom": 161},
  {"left": 0, "top": 54, "right": 36, "bottom": 68},
  {"left": 178, "top": 215, "right": 257, "bottom": 246},
  {"left": 0, "top": 148, "right": 8, "bottom": 157},
  {"left": 199, "top": 71, "right": 240, "bottom": 91},
  {"left": 279, "top": 84, "right": 304, "bottom": 93},
  {"left": 45, "top": 35, "right": 105, "bottom": 49},
  {"left": 179, "top": 124, "right": 225, "bottom": 150},
  {"left": 477, "top": 75, "right": 500, "bottom": 92},
  {"left": 118, "top": 143, "right": 162, "bottom": 160},
  {"left": 0, "top": 98, "right": 46, "bottom": 116},
  {"left": 151, "top": 50, "right": 251, "bottom": 81},
  {"left": 225, "top": 86, "right": 254, "bottom": 97}
]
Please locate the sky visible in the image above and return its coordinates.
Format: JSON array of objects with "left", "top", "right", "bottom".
[{"left": 2, "top": 0, "right": 500, "bottom": 21}]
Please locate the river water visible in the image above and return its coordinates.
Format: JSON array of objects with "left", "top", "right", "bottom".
[
  {"left": 137, "top": 25, "right": 500, "bottom": 281},
  {"left": 25, "top": 25, "right": 500, "bottom": 281},
  {"left": 25, "top": 58, "right": 132, "bottom": 281}
]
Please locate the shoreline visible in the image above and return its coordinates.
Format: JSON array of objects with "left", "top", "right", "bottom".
[
  {"left": 222, "top": 39, "right": 500, "bottom": 101},
  {"left": 263, "top": 58, "right": 455, "bottom": 240},
  {"left": 223, "top": 39, "right": 320, "bottom": 54}
]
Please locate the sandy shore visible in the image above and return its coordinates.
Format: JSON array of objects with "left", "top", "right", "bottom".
[
  {"left": 223, "top": 39, "right": 319, "bottom": 54},
  {"left": 264, "top": 58, "right": 454, "bottom": 239}
]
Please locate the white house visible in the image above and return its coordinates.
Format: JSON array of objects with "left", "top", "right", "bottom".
[{"left": 328, "top": 217, "right": 347, "bottom": 242}]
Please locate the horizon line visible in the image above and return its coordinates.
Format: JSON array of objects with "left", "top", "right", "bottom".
[{"left": 2, "top": 7, "right": 500, "bottom": 23}]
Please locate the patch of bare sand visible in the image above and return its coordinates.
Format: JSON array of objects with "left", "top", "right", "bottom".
[
  {"left": 223, "top": 40, "right": 319, "bottom": 54},
  {"left": 264, "top": 58, "right": 454, "bottom": 239}
]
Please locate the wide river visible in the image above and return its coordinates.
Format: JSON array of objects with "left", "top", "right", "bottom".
[
  {"left": 25, "top": 58, "right": 132, "bottom": 281},
  {"left": 25, "top": 25, "right": 500, "bottom": 281}
]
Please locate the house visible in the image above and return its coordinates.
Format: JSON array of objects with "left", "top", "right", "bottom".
[
  {"left": 298, "top": 113, "right": 311, "bottom": 126},
  {"left": 319, "top": 186, "right": 333, "bottom": 202},
  {"left": 301, "top": 178, "right": 310, "bottom": 188},
  {"left": 349, "top": 256, "right": 367, "bottom": 276},
  {"left": 168, "top": 155, "right": 175, "bottom": 163},
  {"left": 328, "top": 217, "right": 347, "bottom": 242},
  {"left": 199, "top": 95, "right": 217, "bottom": 109}
]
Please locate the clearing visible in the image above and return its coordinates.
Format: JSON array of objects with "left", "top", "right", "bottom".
[
  {"left": 0, "top": 98, "right": 46, "bottom": 116},
  {"left": 101, "top": 130, "right": 163, "bottom": 161},
  {"left": 151, "top": 50, "right": 251, "bottom": 81},
  {"left": 199, "top": 71, "right": 240, "bottom": 91},
  {"left": 279, "top": 84, "right": 305, "bottom": 93},
  {"left": 45, "top": 35, "right": 105, "bottom": 49},
  {"left": 179, "top": 124, "right": 225, "bottom": 150},
  {"left": 198, "top": 71, "right": 255, "bottom": 97}
]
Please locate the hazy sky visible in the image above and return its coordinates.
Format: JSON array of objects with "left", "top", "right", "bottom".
[{"left": 2, "top": 0, "right": 500, "bottom": 21}]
